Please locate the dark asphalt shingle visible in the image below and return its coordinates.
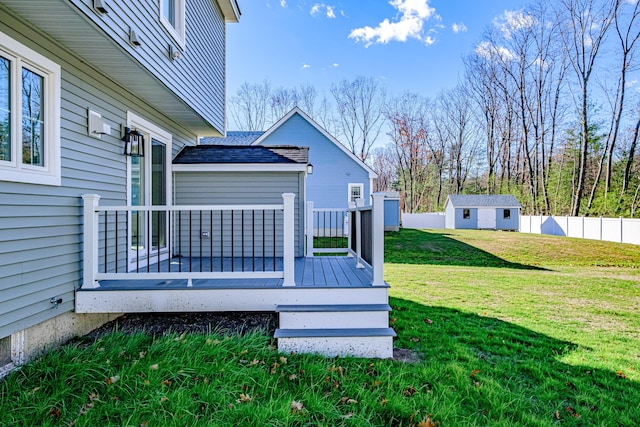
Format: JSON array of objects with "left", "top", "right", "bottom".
[
  {"left": 173, "top": 145, "right": 308, "bottom": 164},
  {"left": 447, "top": 194, "right": 521, "bottom": 208}
]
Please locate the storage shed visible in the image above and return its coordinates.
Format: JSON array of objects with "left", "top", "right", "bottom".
[{"left": 445, "top": 195, "right": 521, "bottom": 231}]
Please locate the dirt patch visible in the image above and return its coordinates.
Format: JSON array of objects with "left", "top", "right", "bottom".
[
  {"left": 393, "top": 348, "right": 422, "bottom": 364},
  {"left": 85, "top": 312, "right": 278, "bottom": 340}
]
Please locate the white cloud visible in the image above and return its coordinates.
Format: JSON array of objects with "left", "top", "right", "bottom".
[
  {"left": 332, "top": 63, "right": 339, "bottom": 68},
  {"left": 494, "top": 10, "right": 535, "bottom": 39},
  {"left": 475, "top": 41, "right": 515, "bottom": 62},
  {"left": 280, "top": 0, "right": 287, "bottom": 7},
  {"left": 626, "top": 79, "right": 638, "bottom": 88},
  {"left": 302, "top": 64, "right": 311, "bottom": 69},
  {"left": 310, "top": 3, "right": 336, "bottom": 18},
  {"left": 348, "top": 0, "right": 438, "bottom": 47},
  {"left": 452, "top": 22, "right": 467, "bottom": 33}
]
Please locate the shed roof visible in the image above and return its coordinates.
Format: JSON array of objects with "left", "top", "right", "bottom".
[
  {"left": 447, "top": 194, "right": 521, "bottom": 208},
  {"left": 200, "top": 131, "right": 263, "bottom": 146},
  {"left": 173, "top": 145, "right": 308, "bottom": 164}
]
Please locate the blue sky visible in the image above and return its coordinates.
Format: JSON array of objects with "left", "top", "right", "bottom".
[{"left": 226, "top": 0, "right": 530, "bottom": 99}]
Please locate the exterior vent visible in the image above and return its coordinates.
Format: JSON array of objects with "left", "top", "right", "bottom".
[{"left": 93, "top": 0, "right": 108, "bottom": 14}]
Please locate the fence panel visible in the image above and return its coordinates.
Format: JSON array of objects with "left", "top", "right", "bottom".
[
  {"left": 520, "top": 215, "right": 638, "bottom": 245},
  {"left": 402, "top": 213, "right": 446, "bottom": 229}
]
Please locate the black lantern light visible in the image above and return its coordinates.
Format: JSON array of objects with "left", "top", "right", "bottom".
[{"left": 122, "top": 127, "right": 145, "bottom": 157}]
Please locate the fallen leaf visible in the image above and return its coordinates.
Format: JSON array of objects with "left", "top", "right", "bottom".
[
  {"left": 290, "top": 400, "right": 304, "bottom": 413},
  {"left": 554, "top": 410, "right": 561, "bottom": 420},
  {"left": 174, "top": 332, "right": 186, "bottom": 341},
  {"left": 248, "top": 359, "right": 261, "bottom": 366},
  {"left": 418, "top": 416, "right": 440, "bottom": 427},
  {"left": 410, "top": 337, "right": 420, "bottom": 342},
  {"left": 403, "top": 386, "right": 417, "bottom": 396},
  {"left": 270, "top": 362, "right": 280, "bottom": 374},
  {"left": 161, "top": 379, "right": 172, "bottom": 386},
  {"left": 341, "top": 413, "right": 354, "bottom": 419},
  {"left": 227, "top": 403, "right": 234, "bottom": 409},
  {"left": 339, "top": 396, "right": 358, "bottom": 404},
  {"left": 380, "top": 397, "right": 388, "bottom": 406},
  {"left": 288, "top": 374, "right": 298, "bottom": 381},
  {"left": 150, "top": 364, "right": 159, "bottom": 370},
  {"left": 390, "top": 317, "right": 398, "bottom": 324},
  {"left": 236, "top": 393, "right": 253, "bottom": 403},
  {"left": 140, "top": 422, "right": 149, "bottom": 427},
  {"left": 279, "top": 356, "right": 288, "bottom": 364},
  {"left": 616, "top": 370, "right": 627, "bottom": 379},
  {"left": 328, "top": 365, "right": 344, "bottom": 376},
  {"left": 106, "top": 375, "right": 120, "bottom": 385},
  {"left": 470, "top": 369, "right": 481, "bottom": 379},
  {"left": 159, "top": 396, "right": 168, "bottom": 403},
  {"left": 423, "top": 318, "right": 433, "bottom": 324},
  {"left": 48, "top": 407, "right": 61, "bottom": 418},
  {"left": 372, "top": 380, "right": 382, "bottom": 387}
]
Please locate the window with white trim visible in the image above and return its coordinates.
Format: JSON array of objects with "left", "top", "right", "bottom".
[
  {"left": 160, "top": 0, "right": 186, "bottom": 48},
  {"left": 0, "top": 31, "right": 60, "bottom": 186},
  {"left": 348, "top": 183, "right": 364, "bottom": 204}
]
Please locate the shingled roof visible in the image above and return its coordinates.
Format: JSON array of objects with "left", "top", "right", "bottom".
[
  {"left": 173, "top": 145, "right": 308, "bottom": 164},
  {"left": 200, "top": 131, "right": 263, "bottom": 146},
  {"left": 447, "top": 194, "right": 521, "bottom": 208}
]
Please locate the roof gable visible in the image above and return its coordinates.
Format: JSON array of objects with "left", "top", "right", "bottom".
[
  {"left": 253, "top": 107, "right": 378, "bottom": 179},
  {"left": 446, "top": 194, "right": 521, "bottom": 208}
]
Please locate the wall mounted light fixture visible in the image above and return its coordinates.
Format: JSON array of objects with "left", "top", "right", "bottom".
[
  {"left": 307, "top": 164, "right": 314, "bottom": 174},
  {"left": 122, "top": 127, "right": 145, "bottom": 157}
]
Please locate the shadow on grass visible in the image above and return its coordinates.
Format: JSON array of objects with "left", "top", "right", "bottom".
[
  {"left": 385, "top": 229, "right": 546, "bottom": 270},
  {"left": 390, "top": 296, "right": 638, "bottom": 425}
]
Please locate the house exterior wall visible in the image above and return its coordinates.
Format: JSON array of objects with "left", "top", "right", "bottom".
[
  {"left": 495, "top": 208, "right": 520, "bottom": 230},
  {"left": 384, "top": 198, "right": 400, "bottom": 231},
  {"left": 173, "top": 171, "right": 305, "bottom": 257},
  {"left": 0, "top": 16, "right": 197, "bottom": 344},
  {"left": 67, "top": 0, "right": 227, "bottom": 132},
  {"left": 259, "top": 114, "right": 372, "bottom": 209}
]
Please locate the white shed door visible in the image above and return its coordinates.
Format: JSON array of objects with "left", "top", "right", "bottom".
[{"left": 477, "top": 208, "right": 496, "bottom": 229}]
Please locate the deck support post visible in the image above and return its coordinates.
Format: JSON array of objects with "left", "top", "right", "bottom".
[
  {"left": 306, "top": 201, "right": 314, "bottom": 257},
  {"left": 355, "top": 198, "right": 364, "bottom": 269},
  {"left": 371, "top": 193, "right": 385, "bottom": 286},
  {"left": 283, "top": 193, "right": 296, "bottom": 286},
  {"left": 82, "top": 194, "right": 101, "bottom": 289}
]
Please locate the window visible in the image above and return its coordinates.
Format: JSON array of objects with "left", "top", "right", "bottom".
[
  {"left": 503, "top": 209, "right": 511, "bottom": 219},
  {"left": 0, "top": 31, "right": 60, "bottom": 185},
  {"left": 348, "top": 183, "right": 364, "bottom": 204},
  {"left": 463, "top": 209, "right": 470, "bottom": 219},
  {"left": 160, "top": 0, "right": 186, "bottom": 48}
]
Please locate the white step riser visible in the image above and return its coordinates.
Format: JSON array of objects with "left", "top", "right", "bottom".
[
  {"left": 278, "top": 336, "right": 394, "bottom": 359},
  {"left": 279, "top": 311, "right": 389, "bottom": 329}
]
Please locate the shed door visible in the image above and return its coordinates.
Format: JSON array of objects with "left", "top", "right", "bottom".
[{"left": 477, "top": 208, "right": 496, "bottom": 229}]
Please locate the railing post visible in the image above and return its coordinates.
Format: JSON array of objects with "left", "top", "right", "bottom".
[
  {"left": 371, "top": 193, "right": 385, "bottom": 286},
  {"left": 306, "top": 201, "right": 314, "bottom": 257},
  {"left": 355, "top": 198, "right": 364, "bottom": 268},
  {"left": 282, "top": 193, "right": 296, "bottom": 287},
  {"left": 82, "top": 194, "right": 101, "bottom": 289},
  {"left": 347, "top": 201, "right": 355, "bottom": 257}
]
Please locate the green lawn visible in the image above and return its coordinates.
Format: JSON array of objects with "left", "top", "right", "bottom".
[{"left": 1, "top": 229, "right": 639, "bottom": 426}]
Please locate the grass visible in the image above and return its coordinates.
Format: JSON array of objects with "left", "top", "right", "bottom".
[{"left": 1, "top": 229, "right": 639, "bottom": 426}]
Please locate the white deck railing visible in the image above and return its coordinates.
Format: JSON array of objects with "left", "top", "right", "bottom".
[
  {"left": 305, "top": 193, "right": 385, "bottom": 286},
  {"left": 81, "top": 193, "right": 296, "bottom": 289}
]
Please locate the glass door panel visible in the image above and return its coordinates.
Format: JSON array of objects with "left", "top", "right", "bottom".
[
  {"left": 131, "top": 154, "right": 146, "bottom": 252},
  {"left": 151, "top": 139, "right": 166, "bottom": 251}
]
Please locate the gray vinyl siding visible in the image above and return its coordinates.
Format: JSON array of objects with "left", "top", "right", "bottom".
[
  {"left": 0, "top": 17, "right": 198, "bottom": 339},
  {"left": 495, "top": 208, "right": 520, "bottom": 231},
  {"left": 455, "top": 208, "right": 478, "bottom": 229},
  {"left": 65, "top": 0, "right": 227, "bottom": 132},
  {"left": 174, "top": 172, "right": 305, "bottom": 257},
  {"left": 259, "top": 114, "right": 372, "bottom": 209}
]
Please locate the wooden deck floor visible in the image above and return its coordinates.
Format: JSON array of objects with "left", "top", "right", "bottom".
[{"left": 97, "top": 256, "right": 373, "bottom": 290}]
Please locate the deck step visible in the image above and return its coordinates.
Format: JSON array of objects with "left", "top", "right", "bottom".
[
  {"left": 275, "top": 328, "right": 395, "bottom": 358},
  {"left": 276, "top": 304, "right": 391, "bottom": 312},
  {"left": 274, "top": 328, "right": 396, "bottom": 338}
]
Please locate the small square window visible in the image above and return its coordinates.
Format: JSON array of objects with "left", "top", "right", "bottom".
[
  {"left": 348, "top": 183, "right": 364, "bottom": 204},
  {"left": 503, "top": 209, "right": 511, "bottom": 219},
  {"left": 463, "top": 209, "right": 470, "bottom": 219}
]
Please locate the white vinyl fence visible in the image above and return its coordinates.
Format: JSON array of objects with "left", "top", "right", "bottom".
[
  {"left": 402, "top": 213, "right": 446, "bottom": 229},
  {"left": 520, "top": 215, "right": 640, "bottom": 245}
]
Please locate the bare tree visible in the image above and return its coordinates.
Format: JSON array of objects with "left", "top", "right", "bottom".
[
  {"left": 331, "top": 76, "right": 386, "bottom": 161},
  {"left": 228, "top": 80, "right": 271, "bottom": 131},
  {"left": 371, "top": 145, "right": 397, "bottom": 192},
  {"left": 557, "top": 0, "right": 617, "bottom": 216}
]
